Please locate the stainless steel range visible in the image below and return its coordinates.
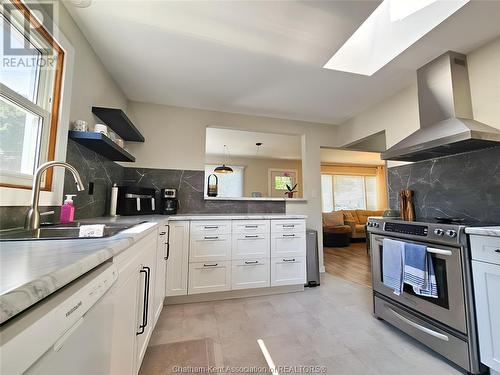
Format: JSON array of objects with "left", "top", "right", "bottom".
[{"left": 367, "top": 217, "right": 486, "bottom": 374}]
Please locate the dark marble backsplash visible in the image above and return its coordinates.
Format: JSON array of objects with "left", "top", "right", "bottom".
[
  {"left": 388, "top": 145, "right": 500, "bottom": 223},
  {"left": 0, "top": 141, "right": 284, "bottom": 229},
  {"left": 122, "top": 167, "right": 285, "bottom": 214}
]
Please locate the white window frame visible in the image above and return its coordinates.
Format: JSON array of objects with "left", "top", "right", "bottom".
[
  {"left": 0, "top": 1, "right": 75, "bottom": 207},
  {"left": 321, "top": 174, "right": 378, "bottom": 212}
]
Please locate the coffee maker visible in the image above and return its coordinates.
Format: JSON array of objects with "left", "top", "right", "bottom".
[{"left": 161, "top": 188, "right": 179, "bottom": 215}]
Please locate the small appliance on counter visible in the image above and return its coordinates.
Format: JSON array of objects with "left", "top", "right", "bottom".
[
  {"left": 116, "top": 186, "right": 156, "bottom": 215},
  {"left": 161, "top": 188, "right": 179, "bottom": 215}
]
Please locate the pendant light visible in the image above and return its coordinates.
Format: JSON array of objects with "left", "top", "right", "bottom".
[{"left": 214, "top": 144, "right": 233, "bottom": 173}]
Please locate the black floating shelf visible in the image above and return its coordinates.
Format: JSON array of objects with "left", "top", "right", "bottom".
[
  {"left": 92, "top": 106, "right": 145, "bottom": 142},
  {"left": 69, "top": 131, "right": 136, "bottom": 162}
]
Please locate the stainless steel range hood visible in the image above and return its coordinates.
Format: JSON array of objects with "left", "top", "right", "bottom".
[{"left": 381, "top": 51, "right": 500, "bottom": 162}]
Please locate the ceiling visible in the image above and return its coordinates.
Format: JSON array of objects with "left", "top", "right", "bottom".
[
  {"left": 320, "top": 148, "right": 384, "bottom": 166},
  {"left": 66, "top": 1, "right": 500, "bottom": 124},
  {"left": 206, "top": 128, "right": 301, "bottom": 160}
]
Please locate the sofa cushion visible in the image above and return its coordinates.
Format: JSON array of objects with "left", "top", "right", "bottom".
[
  {"left": 341, "top": 210, "right": 357, "bottom": 223},
  {"left": 356, "top": 210, "right": 384, "bottom": 224},
  {"left": 322, "top": 211, "right": 344, "bottom": 227}
]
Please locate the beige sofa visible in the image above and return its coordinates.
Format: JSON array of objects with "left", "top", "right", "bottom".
[{"left": 339, "top": 210, "right": 385, "bottom": 239}]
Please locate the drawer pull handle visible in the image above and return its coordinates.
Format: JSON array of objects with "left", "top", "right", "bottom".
[
  {"left": 159, "top": 231, "right": 166, "bottom": 235},
  {"left": 245, "top": 235, "right": 259, "bottom": 238},
  {"left": 204, "top": 236, "right": 219, "bottom": 240},
  {"left": 204, "top": 226, "right": 219, "bottom": 229},
  {"left": 283, "top": 234, "right": 295, "bottom": 237},
  {"left": 495, "top": 249, "right": 500, "bottom": 253},
  {"left": 387, "top": 305, "right": 449, "bottom": 341},
  {"left": 244, "top": 261, "right": 259, "bottom": 265},
  {"left": 282, "top": 224, "right": 295, "bottom": 228},
  {"left": 245, "top": 225, "right": 258, "bottom": 228},
  {"left": 203, "top": 263, "right": 218, "bottom": 267},
  {"left": 283, "top": 258, "right": 296, "bottom": 262}
]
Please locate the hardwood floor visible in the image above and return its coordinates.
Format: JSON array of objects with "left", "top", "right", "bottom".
[{"left": 323, "top": 241, "right": 372, "bottom": 288}]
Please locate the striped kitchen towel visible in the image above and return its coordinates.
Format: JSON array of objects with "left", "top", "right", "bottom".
[{"left": 403, "top": 242, "right": 438, "bottom": 298}]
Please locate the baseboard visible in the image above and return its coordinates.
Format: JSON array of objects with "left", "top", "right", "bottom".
[{"left": 165, "top": 284, "right": 304, "bottom": 305}]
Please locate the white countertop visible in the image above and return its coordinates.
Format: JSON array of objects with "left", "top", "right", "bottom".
[
  {"left": 0, "top": 213, "right": 306, "bottom": 324},
  {"left": 465, "top": 226, "right": 500, "bottom": 237}
]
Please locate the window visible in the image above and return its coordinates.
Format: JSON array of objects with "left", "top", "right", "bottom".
[
  {"left": 274, "top": 175, "right": 293, "bottom": 190},
  {"left": 204, "top": 165, "right": 244, "bottom": 198},
  {"left": 0, "top": 1, "right": 64, "bottom": 189},
  {"left": 321, "top": 174, "right": 378, "bottom": 212}
]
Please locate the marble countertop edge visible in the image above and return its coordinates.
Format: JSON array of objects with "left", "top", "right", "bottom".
[{"left": 465, "top": 226, "right": 500, "bottom": 237}]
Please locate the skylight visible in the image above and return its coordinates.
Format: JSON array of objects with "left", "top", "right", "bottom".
[{"left": 323, "top": 0, "right": 470, "bottom": 76}]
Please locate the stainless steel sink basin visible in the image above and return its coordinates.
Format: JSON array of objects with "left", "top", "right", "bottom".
[{"left": 0, "top": 222, "right": 138, "bottom": 241}]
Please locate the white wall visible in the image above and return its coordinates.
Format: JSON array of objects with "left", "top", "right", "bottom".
[
  {"left": 335, "top": 37, "right": 500, "bottom": 149},
  {"left": 124, "top": 102, "right": 340, "bottom": 271}
]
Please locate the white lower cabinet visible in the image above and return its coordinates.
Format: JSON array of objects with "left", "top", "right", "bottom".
[
  {"left": 271, "top": 232, "right": 306, "bottom": 258},
  {"left": 232, "top": 233, "right": 270, "bottom": 259},
  {"left": 190, "top": 234, "right": 231, "bottom": 262},
  {"left": 470, "top": 234, "right": 500, "bottom": 374},
  {"left": 231, "top": 258, "right": 270, "bottom": 290},
  {"left": 166, "top": 221, "right": 190, "bottom": 296},
  {"left": 188, "top": 261, "right": 231, "bottom": 294},
  {"left": 271, "top": 256, "right": 306, "bottom": 286},
  {"left": 110, "top": 230, "right": 157, "bottom": 375}
]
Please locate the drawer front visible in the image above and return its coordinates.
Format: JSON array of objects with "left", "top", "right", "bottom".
[
  {"left": 271, "top": 233, "right": 306, "bottom": 257},
  {"left": 271, "top": 219, "right": 306, "bottom": 234},
  {"left": 271, "top": 256, "right": 305, "bottom": 286},
  {"left": 232, "top": 220, "right": 270, "bottom": 234},
  {"left": 374, "top": 296, "right": 471, "bottom": 371},
  {"left": 188, "top": 261, "right": 231, "bottom": 294},
  {"left": 190, "top": 234, "right": 231, "bottom": 262},
  {"left": 231, "top": 258, "right": 270, "bottom": 290},
  {"left": 232, "top": 233, "right": 270, "bottom": 259},
  {"left": 190, "top": 220, "right": 231, "bottom": 235},
  {"left": 470, "top": 235, "right": 500, "bottom": 265}
]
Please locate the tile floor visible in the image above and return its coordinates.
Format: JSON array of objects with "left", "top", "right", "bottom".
[{"left": 140, "top": 273, "right": 464, "bottom": 374}]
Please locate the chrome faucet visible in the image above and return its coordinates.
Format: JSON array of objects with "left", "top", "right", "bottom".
[{"left": 25, "top": 161, "right": 85, "bottom": 231}]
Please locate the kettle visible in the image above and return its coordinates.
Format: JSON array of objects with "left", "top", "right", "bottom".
[{"left": 207, "top": 174, "right": 218, "bottom": 197}]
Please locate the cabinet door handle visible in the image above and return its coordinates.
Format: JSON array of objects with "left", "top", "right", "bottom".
[
  {"left": 245, "top": 235, "right": 259, "bottom": 238},
  {"left": 283, "top": 234, "right": 295, "bottom": 237},
  {"left": 165, "top": 242, "right": 170, "bottom": 260},
  {"left": 204, "top": 236, "right": 219, "bottom": 240},
  {"left": 203, "top": 263, "right": 218, "bottom": 267},
  {"left": 159, "top": 231, "right": 166, "bottom": 235},
  {"left": 137, "top": 266, "right": 150, "bottom": 335},
  {"left": 244, "top": 261, "right": 259, "bottom": 265},
  {"left": 495, "top": 249, "right": 500, "bottom": 253},
  {"left": 283, "top": 258, "right": 296, "bottom": 262}
]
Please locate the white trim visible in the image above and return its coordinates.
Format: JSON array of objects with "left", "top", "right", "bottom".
[{"left": 0, "top": 1, "right": 75, "bottom": 207}]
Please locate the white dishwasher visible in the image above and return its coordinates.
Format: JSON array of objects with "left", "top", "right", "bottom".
[{"left": 0, "top": 262, "right": 118, "bottom": 375}]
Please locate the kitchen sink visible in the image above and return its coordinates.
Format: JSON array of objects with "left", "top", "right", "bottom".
[{"left": 0, "top": 222, "right": 142, "bottom": 241}]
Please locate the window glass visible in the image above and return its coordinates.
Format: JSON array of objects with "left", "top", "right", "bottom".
[
  {"left": 365, "top": 176, "right": 377, "bottom": 210},
  {"left": 321, "top": 175, "right": 333, "bottom": 212},
  {"left": 274, "top": 175, "right": 292, "bottom": 190},
  {"left": 0, "top": 17, "right": 41, "bottom": 102},
  {"left": 333, "top": 175, "right": 366, "bottom": 210},
  {"left": 0, "top": 96, "right": 42, "bottom": 175}
]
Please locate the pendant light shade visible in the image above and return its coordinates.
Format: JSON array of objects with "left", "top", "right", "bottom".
[
  {"left": 214, "top": 144, "right": 233, "bottom": 173},
  {"left": 214, "top": 164, "right": 233, "bottom": 173}
]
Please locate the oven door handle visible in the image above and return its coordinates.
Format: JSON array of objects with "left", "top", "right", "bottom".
[
  {"left": 427, "top": 247, "right": 453, "bottom": 256},
  {"left": 388, "top": 306, "right": 449, "bottom": 341}
]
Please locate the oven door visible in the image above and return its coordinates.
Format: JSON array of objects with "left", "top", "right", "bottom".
[{"left": 370, "top": 234, "right": 467, "bottom": 334}]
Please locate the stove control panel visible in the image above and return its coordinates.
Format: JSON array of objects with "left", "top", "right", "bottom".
[{"left": 383, "top": 222, "right": 429, "bottom": 236}]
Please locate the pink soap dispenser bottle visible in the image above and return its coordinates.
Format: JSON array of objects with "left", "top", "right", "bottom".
[{"left": 60, "top": 194, "right": 76, "bottom": 224}]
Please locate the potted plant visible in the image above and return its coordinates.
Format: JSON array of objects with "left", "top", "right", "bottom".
[{"left": 285, "top": 183, "right": 298, "bottom": 198}]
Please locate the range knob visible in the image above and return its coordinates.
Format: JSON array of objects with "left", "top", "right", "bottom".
[
  {"left": 373, "top": 222, "right": 380, "bottom": 228},
  {"left": 434, "top": 229, "right": 445, "bottom": 236},
  {"left": 446, "top": 230, "right": 457, "bottom": 238}
]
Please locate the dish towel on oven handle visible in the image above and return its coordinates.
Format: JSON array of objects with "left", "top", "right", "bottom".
[
  {"left": 382, "top": 239, "right": 405, "bottom": 295},
  {"left": 403, "top": 242, "right": 438, "bottom": 298}
]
